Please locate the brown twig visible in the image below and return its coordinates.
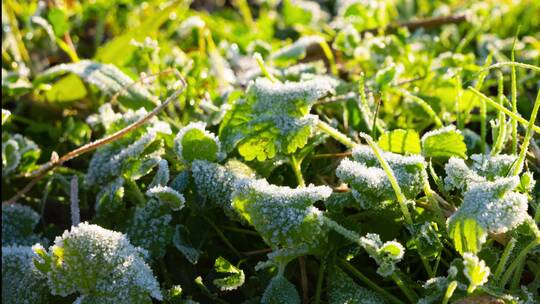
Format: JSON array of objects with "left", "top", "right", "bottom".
[
  {"left": 361, "top": 13, "right": 468, "bottom": 35},
  {"left": 3, "top": 73, "right": 186, "bottom": 205}
]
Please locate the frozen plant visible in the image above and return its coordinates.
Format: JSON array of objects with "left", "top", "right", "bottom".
[
  {"left": 359, "top": 233, "right": 405, "bottom": 277},
  {"left": 220, "top": 76, "right": 338, "bottom": 161},
  {"left": 232, "top": 179, "right": 332, "bottom": 255},
  {"left": 174, "top": 122, "right": 224, "bottom": 163},
  {"left": 33, "top": 222, "right": 162, "bottom": 304},
  {"left": 2, "top": 246, "right": 49, "bottom": 304},
  {"left": 462, "top": 252, "right": 490, "bottom": 293},
  {"left": 336, "top": 145, "right": 427, "bottom": 208},
  {"left": 2, "top": 203, "right": 42, "bottom": 246},
  {"left": 328, "top": 266, "right": 387, "bottom": 304}
]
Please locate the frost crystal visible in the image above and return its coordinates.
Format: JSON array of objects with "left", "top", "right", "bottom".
[
  {"left": 85, "top": 105, "right": 169, "bottom": 186},
  {"left": 2, "top": 203, "right": 42, "bottom": 246},
  {"left": 174, "top": 122, "right": 224, "bottom": 163},
  {"left": 232, "top": 179, "right": 332, "bottom": 253},
  {"left": 444, "top": 154, "right": 518, "bottom": 191},
  {"left": 145, "top": 185, "right": 186, "bottom": 211},
  {"left": 270, "top": 35, "right": 325, "bottom": 61},
  {"left": 336, "top": 145, "right": 426, "bottom": 208},
  {"left": 34, "top": 222, "right": 162, "bottom": 303},
  {"left": 359, "top": 233, "right": 405, "bottom": 277},
  {"left": 261, "top": 275, "right": 301, "bottom": 304},
  {"left": 448, "top": 177, "right": 529, "bottom": 235},
  {"left": 126, "top": 199, "right": 174, "bottom": 259},
  {"left": 463, "top": 252, "right": 490, "bottom": 293},
  {"left": 2, "top": 246, "right": 48, "bottom": 304},
  {"left": 178, "top": 16, "right": 205, "bottom": 37},
  {"left": 191, "top": 160, "right": 254, "bottom": 220}
]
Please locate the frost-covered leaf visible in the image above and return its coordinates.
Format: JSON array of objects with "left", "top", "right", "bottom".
[
  {"left": 212, "top": 257, "right": 245, "bottom": 291},
  {"left": 463, "top": 252, "right": 490, "bottom": 293},
  {"left": 34, "top": 60, "right": 156, "bottom": 109},
  {"left": 2, "top": 246, "right": 49, "bottom": 304},
  {"left": 146, "top": 186, "right": 185, "bottom": 211},
  {"left": 126, "top": 199, "right": 174, "bottom": 259},
  {"left": 232, "top": 179, "right": 332, "bottom": 253},
  {"left": 336, "top": 145, "right": 427, "bottom": 208},
  {"left": 149, "top": 159, "right": 170, "bottom": 188},
  {"left": 359, "top": 233, "right": 404, "bottom": 277},
  {"left": 85, "top": 105, "right": 170, "bottom": 186},
  {"left": 174, "top": 122, "right": 223, "bottom": 163},
  {"left": 2, "top": 134, "right": 41, "bottom": 176},
  {"left": 448, "top": 177, "right": 529, "bottom": 254},
  {"left": 191, "top": 159, "right": 255, "bottom": 220},
  {"left": 34, "top": 222, "right": 162, "bottom": 304},
  {"left": 328, "top": 266, "right": 386, "bottom": 304},
  {"left": 421, "top": 126, "right": 467, "bottom": 159},
  {"left": 378, "top": 129, "right": 421, "bottom": 155},
  {"left": 219, "top": 77, "right": 337, "bottom": 161},
  {"left": 2, "top": 203, "right": 42, "bottom": 246},
  {"left": 173, "top": 225, "right": 200, "bottom": 264},
  {"left": 261, "top": 275, "right": 300, "bottom": 304}
]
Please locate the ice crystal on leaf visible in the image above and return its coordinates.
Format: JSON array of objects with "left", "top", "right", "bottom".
[
  {"left": 336, "top": 145, "right": 427, "bottom": 208},
  {"left": 174, "top": 122, "right": 224, "bottom": 163},
  {"left": 219, "top": 77, "right": 337, "bottom": 161},
  {"left": 328, "top": 266, "right": 387, "bottom": 304},
  {"left": 126, "top": 199, "right": 174, "bottom": 259},
  {"left": 2, "top": 133, "right": 41, "bottom": 176},
  {"left": 359, "top": 233, "right": 405, "bottom": 277},
  {"left": 146, "top": 185, "right": 185, "bottom": 211},
  {"left": 85, "top": 104, "right": 171, "bottom": 187},
  {"left": 33, "top": 222, "right": 162, "bottom": 304},
  {"left": 462, "top": 252, "right": 490, "bottom": 293},
  {"left": 191, "top": 159, "right": 255, "bottom": 220},
  {"left": 2, "top": 203, "right": 42, "bottom": 246},
  {"left": 270, "top": 35, "right": 326, "bottom": 62},
  {"left": 448, "top": 177, "right": 528, "bottom": 236},
  {"left": 261, "top": 274, "right": 301, "bottom": 304},
  {"left": 444, "top": 154, "right": 519, "bottom": 192},
  {"left": 2, "top": 246, "right": 49, "bottom": 304},
  {"left": 232, "top": 179, "right": 332, "bottom": 254},
  {"left": 212, "top": 256, "right": 245, "bottom": 291}
]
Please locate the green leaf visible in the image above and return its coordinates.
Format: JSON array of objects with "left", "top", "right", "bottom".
[
  {"left": 421, "top": 126, "right": 467, "bottom": 159},
  {"left": 2, "top": 109, "right": 11, "bottom": 125},
  {"left": 377, "top": 129, "right": 421, "bottom": 154},
  {"left": 261, "top": 275, "right": 300, "bottom": 304},
  {"left": 146, "top": 186, "right": 185, "bottom": 211},
  {"left": 47, "top": 8, "right": 69, "bottom": 37},
  {"left": 449, "top": 217, "right": 487, "bottom": 255},
  {"left": 175, "top": 122, "right": 221, "bottom": 163},
  {"left": 35, "top": 60, "right": 156, "bottom": 109},
  {"left": 212, "top": 257, "right": 245, "bottom": 291}
]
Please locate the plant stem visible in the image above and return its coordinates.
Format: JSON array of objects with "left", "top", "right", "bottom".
[
  {"left": 468, "top": 87, "right": 540, "bottom": 133},
  {"left": 314, "top": 258, "right": 326, "bottom": 304},
  {"left": 359, "top": 133, "right": 413, "bottom": 225},
  {"left": 512, "top": 90, "right": 540, "bottom": 175},
  {"left": 475, "top": 55, "right": 492, "bottom": 153},
  {"left": 480, "top": 61, "right": 540, "bottom": 73},
  {"left": 499, "top": 237, "right": 540, "bottom": 288},
  {"left": 491, "top": 71, "right": 506, "bottom": 156},
  {"left": 234, "top": 0, "right": 255, "bottom": 28},
  {"left": 254, "top": 52, "right": 279, "bottom": 83},
  {"left": 493, "top": 238, "right": 516, "bottom": 282},
  {"left": 338, "top": 259, "right": 405, "bottom": 304},
  {"left": 203, "top": 215, "right": 242, "bottom": 259},
  {"left": 511, "top": 36, "right": 519, "bottom": 154},
  {"left": 396, "top": 88, "right": 442, "bottom": 128},
  {"left": 390, "top": 272, "right": 418, "bottom": 303},
  {"left": 299, "top": 256, "right": 309, "bottom": 304},
  {"left": 442, "top": 281, "right": 458, "bottom": 304},
  {"left": 318, "top": 40, "right": 338, "bottom": 76},
  {"left": 290, "top": 155, "right": 306, "bottom": 187},
  {"left": 316, "top": 120, "right": 357, "bottom": 148}
]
